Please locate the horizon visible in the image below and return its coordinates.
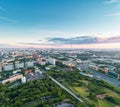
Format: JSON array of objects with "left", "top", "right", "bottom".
[{"left": 0, "top": 0, "right": 120, "bottom": 48}]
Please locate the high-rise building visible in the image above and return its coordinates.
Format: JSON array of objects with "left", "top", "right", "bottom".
[
  {"left": 25, "top": 61, "right": 34, "bottom": 68},
  {"left": 15, "top": 62, "right": 24, "bottom": 69},
  {"left": 0, "top": 65, "right": 2, "bottom": 72},
  {"left": 3, "top": 64, "right": 14, "bottom": 71},
  {"left": 21, "top": 76, "right": 27, "bottom": 83},
  {"left": 48, "top": 58, "right": 56, "bottom": 65}
]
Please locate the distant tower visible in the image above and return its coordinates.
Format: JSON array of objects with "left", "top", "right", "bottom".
[{"left": 70, "top": 40, "right": 73, "bottom": 70}]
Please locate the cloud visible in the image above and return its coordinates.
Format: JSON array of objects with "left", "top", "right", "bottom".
[
  {"left": 18, "top": 42, "right": 49, "bottom": 45},
  {"left": 18, "top": 36, "right": 120, "bottom": 46},
  {"left": 37, "top": 36, "right": 98, "bottom": 45},
  {"left": 47, "top": 36, "right": 99, "bottom": 45},
  {"left": 105, "top": 0, "right": 118, "bottom": 4},
  {"left": 18, "top": 42, "right": 60, "bottom": 46},
  {"left": 0, "top": 16, "right": 16, "bottom": 23},
  {"left": 47, "top": 36, "right": 120, "bottom": 45},
  {"left": 0, "top": 7, "right": 16, "bottom": 23},
  {"left": 105, "top": 12, "right": 120, "bottom": 16},
  {"left": 0, "top": 6, "right": 15, "bottom": 23}
]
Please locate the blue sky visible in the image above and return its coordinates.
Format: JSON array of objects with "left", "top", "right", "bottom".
[{"left": 0, "top": 0, "right": 120, "bottom": 48}]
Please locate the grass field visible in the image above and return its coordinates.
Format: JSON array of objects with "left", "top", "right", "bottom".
[
  {"left": 73, "top": 87, "right": 89, "bottom": 97},
  {"left": 49, "top": 70, "right": 120, "bottom": 107},
  {"left": 96, "top": 99, "right": 115, "bottom": 107},
  {"left": 105, "top": 88, "right": 120, "bottom": 99},
  {"left": 72, "top": 86, "right": 115, "bottom": 107}
]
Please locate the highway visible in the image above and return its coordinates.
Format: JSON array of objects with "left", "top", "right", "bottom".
[
  {"left": 47, "top": 74, "right": 83, "bottom": 102},
  {"left": 77, "top": 63, "right": 120, "bottom": 88},
  {"left": 89, "top": 68, "right": 120, "bottom": 87}
]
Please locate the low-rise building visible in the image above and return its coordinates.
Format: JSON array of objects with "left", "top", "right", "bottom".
[
  {"left": 89, "top": 64, "right": 116, "bottom": 74},
  {"left": 45, "top": 67, "right": 51, "bottom": 70},
  {"left": 24, "top": 70, "right": 32, "bottom": 74},
  {"left": 2, "top": 74, "right": 23, "bottom": 84},
  {"left": 96, "top": 94, "right": 109, "bottom": 99},
  {"left": 26, "top": 72, "right": 45, "bottom": 81},
  {"left": 89, "top": 65, "right": 98, "bottom": 71},
  {"left": 98, "top": 67, "right": 108, "bottom": 74},
  {"left": 13, "top": 69, "right": 21, "bottom": 74},
  {"left": 62, "top": 61, "right": 75, "bottom": 67},
  {"left": 118, "top": 74, "right": 120, "bottom": 79},
  {"left": 40, "top": 61, "right": 46, "bottom": 65}
]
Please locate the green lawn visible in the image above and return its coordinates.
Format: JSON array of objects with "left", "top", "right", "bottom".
[
  {"left": 71, "top": 86, "right": 116, "bottom": 107},
  {"left": 73, "top": 87, "right": 89, "bottom": 97},
  {"left": 97, "top": 99, "right": 115, "bottom": 107},
  {"left": 79, "top": 80, "right": 89, "bottom": 84},
  {"left": 105, "top": 88, "right": 120, "bottom": 99}
]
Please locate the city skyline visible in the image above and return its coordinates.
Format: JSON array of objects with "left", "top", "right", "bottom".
[{"left": 0, "top": 0, "right": 120, "bottom": 48}]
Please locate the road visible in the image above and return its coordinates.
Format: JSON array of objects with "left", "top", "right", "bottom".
[
  {"left": 89, "top": 68, "right": 120, "bottom": 87},
  {"left": 77, "top": 63, "right": 120, "bottom": 88},
  {"left": 47, "top": 74, "right": 83, "bottom": 102}
]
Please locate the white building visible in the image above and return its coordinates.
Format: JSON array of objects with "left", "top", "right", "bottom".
[
  {"left": 25, "top": 61, "right": 34, "bottom": 68},
  {"left": 13, "top": 69, "right": 21, "bottom": 74},
  {"left": 7, "top": 58, "right": 15, "bottom": 63},
  {"left": 0, "top": 51, "right": 4, "bottom": 56},
  {"left": 48, "top": 58, "right": 56, "bottom": 65},
  {"left": 15, "top": 62, "right": 24, "bottom": 69},
  {"left": 0, "top": 66, "right": 2, "bottom": 72},
  {"left": 40, "top": 61, "right": 46, "bottom": 65},
  {"left": 39, "top": 70, "right": 43, "bottom": 74},
  {"left": 76, "top": 59, "right": 82, "bottom": 63},
  {"left": 45, "top": 67, "right": 51, "bottom": 70},
  {"left": 62, "top": 61, "right": 75, "bottom": 67},
  {"left": 3, "top": 64, "right": 14, "bottom": 71},
  {"left": 21, "top": 76, "right": 27, "bottom": 83}
]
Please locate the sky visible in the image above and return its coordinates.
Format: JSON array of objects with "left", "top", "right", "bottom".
[{"left": 0, "top": 0, "right": 120, "bottom": 49}]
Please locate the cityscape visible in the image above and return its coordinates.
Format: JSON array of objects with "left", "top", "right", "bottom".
[
  {"left": 0, "top": 0, "right": 120, "bottom": 107},
  {"left": 0, "top": 49, "right": 120, "bottom": 107}
]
